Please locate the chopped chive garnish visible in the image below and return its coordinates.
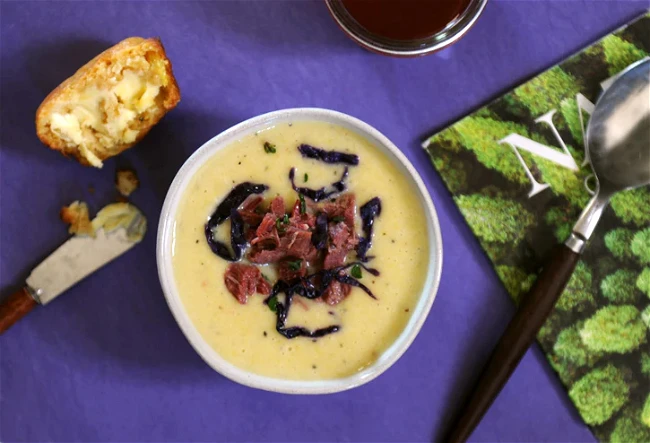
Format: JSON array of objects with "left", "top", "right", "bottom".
[
  {"left": 288, "top": 259, "right": 303, "bottom": 271},
  {"left": 351, "top": 264, "right": 362, "bottom": 279},
  {"left": 331, "top": 216, "right": 345, "bottom": 223},
  {"left": 267, "top": 295, "right": 278, "bottom": 312},
  {"left": 299, "top": 194, "right": 306, "bottom": 214},
  {"left": 262, "top": 273, "right": 271, "bottom": 282},
  {"left": 263, "top": 142, "right": 277, "bottom": 154},
  {"left": 304, "top": 173, "right": 309, "bottom": 183},
  {"left": 275, "top": 214, "right": 290, "bottom": 231}
]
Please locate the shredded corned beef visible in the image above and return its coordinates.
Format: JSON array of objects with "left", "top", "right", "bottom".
[
  {"left": 321, "top": 219, "right": 358, "bottom": 304},
  {"left": 237, "top": 195, "right": 264, "bottom": 226},
  {"left": 290, "top": 199, "right": 317, "bottom": 229},
  {"left": 211, "top": 175, "right": 381, "bottom": 338},
  {"left": 224, "top": 263, "right": 271, "bottom": 304},
  {"left": 270, "top": 195, "right": 286, "bottom": 217},
  {"left": 278, "top": 258, "right": 307, "bottom": 281},
  {"left": 320, "top": 193, "right": 356, "bottom": 229},
  {"left": 322, "top": 280, "right": 352, "bottom": 305},
  {"left": 244, "top": 227, "right": 257, "bottom": 243},
  {"left": 248, "top": 247, "right": 286, "bottom": 264},
  {"left": 250, "top": 213, "right": 280, "bottom": 249},
  {"left": 323, "top": 222, "right": 358, "bottom": 269},
  {"left": 247, "top": 198, "right": 319, "bottom": 265},
  {"left": 229, "top": 193, "right": 363, "bottom": 305}
]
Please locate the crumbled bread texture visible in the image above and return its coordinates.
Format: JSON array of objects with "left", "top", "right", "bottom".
[
  {"left": 60, "top": 201, "right": 146, "bottom": 242},
  {"left": 116, "top": 168, "right": 139, "bottom": 197},
  {"left": 60, "top": 201, "right": 94, "bottom": 236},
  {"left": 36, "top": 37, "right": 180, "bottom": 168}
]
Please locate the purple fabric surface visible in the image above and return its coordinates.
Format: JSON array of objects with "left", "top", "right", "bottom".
[{"left": 0, "top": 1, "right": 646, "bottom": 442}]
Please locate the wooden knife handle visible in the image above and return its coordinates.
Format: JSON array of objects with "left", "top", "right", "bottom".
[
  {"left": 0, "top": 288, "right": 37, "bottom": 335},
  {"left": 447, "top": 245, "right": 580, "bottom": 442}
]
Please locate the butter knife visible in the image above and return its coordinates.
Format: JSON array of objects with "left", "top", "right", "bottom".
[{"left": 0, "top": 208, "right": 146, "bottom": 334}]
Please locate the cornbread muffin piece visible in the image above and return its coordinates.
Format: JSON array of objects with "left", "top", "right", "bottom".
[
  {"left": 60, "top": 201, "right": 94, "bottom": 236},
  {"left": 36, "top": 37, "right": 180, "bottom": 167},
  {"left": 116, "top": 168, "right": 139, "bottom": 197}
]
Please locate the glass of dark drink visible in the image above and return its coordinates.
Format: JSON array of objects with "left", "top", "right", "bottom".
[{"left": 326, "top": 0, "right": 488, "bottom": 57}]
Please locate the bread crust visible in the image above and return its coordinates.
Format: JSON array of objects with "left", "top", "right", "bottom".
[{"left": 36, "top": 37, "right": 180, "bottom": 166}]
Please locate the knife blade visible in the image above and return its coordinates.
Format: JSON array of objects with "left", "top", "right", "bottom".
[
  {"left": 27, "top": 227, "right": 136, "bottom": 305},
  {"left": 0, "top": 205, "right": 146, "bottom": 334}
]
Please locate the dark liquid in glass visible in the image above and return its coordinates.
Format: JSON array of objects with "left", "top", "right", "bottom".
[{"left": 340, "top": 0, "right": 472, "bottom": 41}]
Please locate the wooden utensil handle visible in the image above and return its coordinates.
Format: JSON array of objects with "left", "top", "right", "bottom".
[
  {"left": 0, "top": 288, "right": 37, "bottom": 335},
  {"left": 447, "top": 245, "right": 580, "bottom": 443}
]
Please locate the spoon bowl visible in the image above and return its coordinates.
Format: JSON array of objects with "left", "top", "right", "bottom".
[
  {"left": 588, "top": 58, "right": 650, "bottom": 193},
  {"left": 574, "top": 59, "right": 650, "bottom": 242}
]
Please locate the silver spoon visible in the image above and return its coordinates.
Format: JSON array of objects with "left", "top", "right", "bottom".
[{"left": 448, "top": 58, "right": 650, "bottom": 443}]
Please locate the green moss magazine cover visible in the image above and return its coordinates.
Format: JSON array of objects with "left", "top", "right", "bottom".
[{"left": 423, "top": 12, "right": 650, "bottom": 442}]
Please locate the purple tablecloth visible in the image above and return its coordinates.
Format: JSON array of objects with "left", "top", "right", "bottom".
[{"left": 1, "top": 1, "right": 646, "bottom": 441}]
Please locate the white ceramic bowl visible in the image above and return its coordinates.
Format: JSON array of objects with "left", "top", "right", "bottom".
[{"left": 157, "top": 108, "right": 443, "bottom": 394}]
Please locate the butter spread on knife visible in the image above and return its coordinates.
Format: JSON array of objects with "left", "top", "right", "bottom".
[{"left": 27, "top": 202, "right": 146, "bottom": 305}]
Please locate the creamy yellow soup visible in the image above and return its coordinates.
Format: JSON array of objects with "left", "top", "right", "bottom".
[{"left": 172, "top": 121, "right": 430, "bottom": 380}]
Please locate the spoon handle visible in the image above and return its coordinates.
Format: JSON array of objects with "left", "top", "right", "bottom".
[{"left": 447, "top": 244, "right": 579, "bottom": 443}]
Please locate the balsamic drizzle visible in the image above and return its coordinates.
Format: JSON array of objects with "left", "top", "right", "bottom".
[
  {"left": 204, "top": 182, "right": 267, "bottom": 261},
  {"left": 356, "top": 197, "right": 382, "bottom": 261},
  {"left": 311, "top": 213, "right": 329, "bottom": 250},
  {"left": 204, "top": 209, "right": 247, "bottom": 262},
  {"left": 289, "top": 167, "right": 348, "bottom": 202},
  {"left": 275, "top": 293, "right": 341, "bottom": 339},
  {"left": 206, "top": 182, "right": 268, "bottom": 228},
  {"left": 264, "top": 262, "right": 380, "bottom": 339},
  {"left": 298, "top": 144, "right": 359, "bottom": 166}
]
